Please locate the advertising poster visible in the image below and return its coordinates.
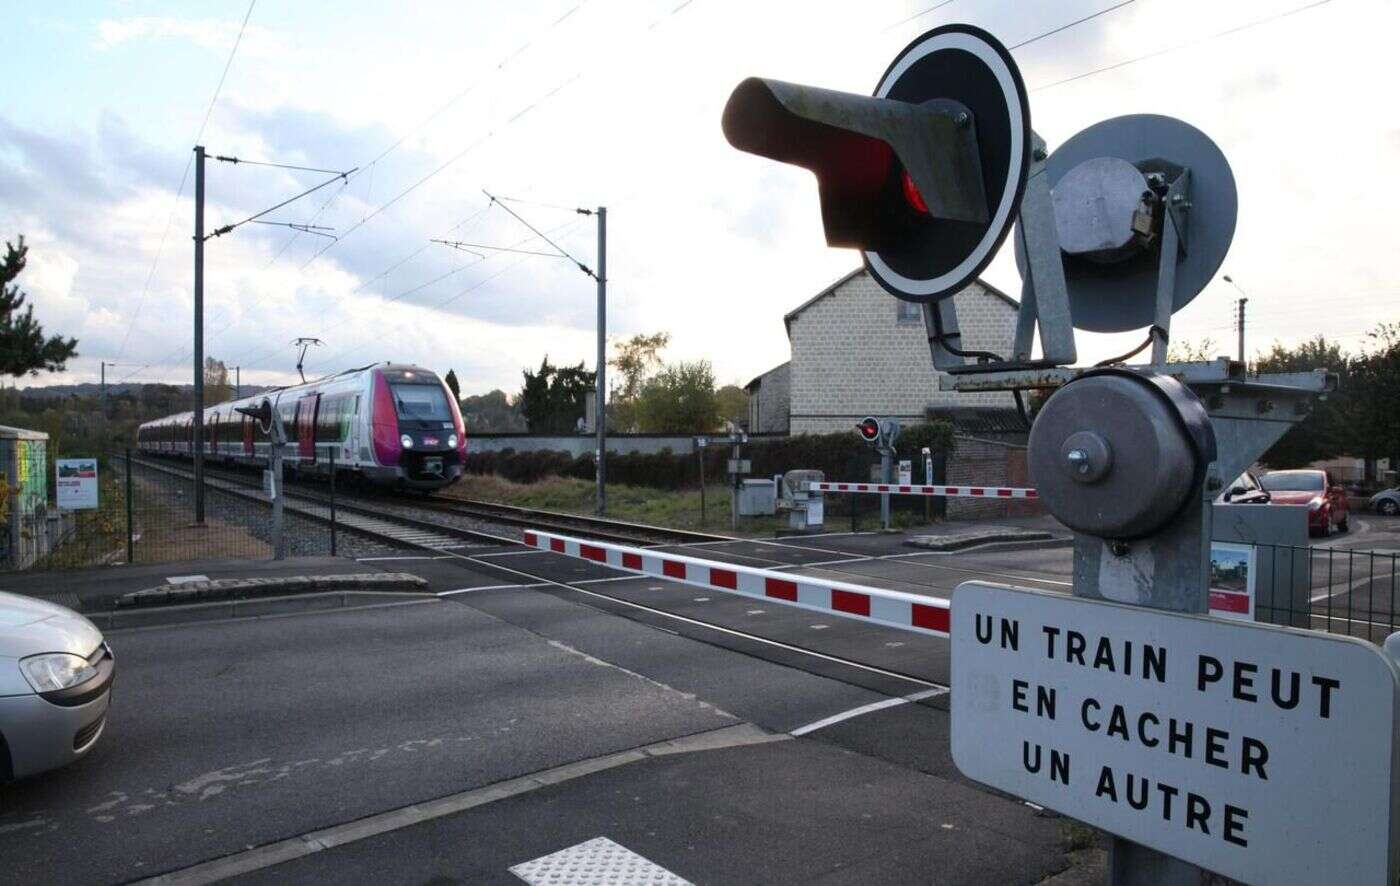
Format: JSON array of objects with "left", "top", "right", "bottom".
[
  {"left": 55, "top": 458, "right": 99, "bottom": 510},
  {"left": 1208, "top": 541, "right": 1256, "bottom": 620}
]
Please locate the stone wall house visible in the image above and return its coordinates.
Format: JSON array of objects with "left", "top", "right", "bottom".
[
  {"left": 778, "top": 267, "right": 1018, "bottom": 435},
  {"left": 744, "top": 362, "right": 790, "bottom": 434}
]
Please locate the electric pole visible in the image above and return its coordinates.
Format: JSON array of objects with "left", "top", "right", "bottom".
[
  {"left": 472, "top": 192, "right": 609, "bottom": 515},
  {"left": 235, "top": 365, "right": 241, "bottom": 400},
  {"left": 595, "top": 206, "right": 607, "bottom": 516},
  {"left": 193, "top": 145, "right": 206, "bottom": 524},
  {"left": 1224, "top": 274, "right": 1248, "bottom": 365}
]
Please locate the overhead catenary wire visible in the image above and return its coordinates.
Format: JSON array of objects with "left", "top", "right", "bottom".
[
  {"left": 206, "top": 168, "right": 357, "bottom": 239},
  {"left": 1031, "top": 0, "right": 1336, "bottom": 92},
  {"left": 484, "top": 190, "right": 595, "bottom": 278},
  {"left": 116, "top": 0, "right": 257, "bottom": 359},
  {"left": 1008, "top": 0, "right": 1135, "bottom": 50}
]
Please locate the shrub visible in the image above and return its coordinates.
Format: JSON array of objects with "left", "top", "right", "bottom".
[{"left": 461, "top": 422, "right": 955, "bottom": 491}]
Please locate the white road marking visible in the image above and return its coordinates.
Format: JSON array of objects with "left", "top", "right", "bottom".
[
  {"left": 438, "top": 583, "right": 548, "bottom": 597},
  {"left": 356, "top": 555, "right": 456, "bottom": 562},
  {"left": 510, "top": 837, "right": 691, "bottom": 886},
  {"left": 789, "top": 687, "right": 949, "bottom": 737},
  {"left": 166, "top": 575, "right": 210, "bottom": 584}
]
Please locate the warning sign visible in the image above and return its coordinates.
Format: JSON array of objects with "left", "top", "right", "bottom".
[
  {"left": 950, "top": 582, "right": 1400, "bottom": 885},
  {"left": 55, "top": 458, "right": 99, "bottom": 510}
]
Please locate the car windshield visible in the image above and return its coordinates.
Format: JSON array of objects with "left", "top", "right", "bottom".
[
  {"left": 392, "top": 384, "right": 452, "bottom": 422},
  {"left": 1260, "top": 471, "right": 1325, "bottom": 492}
]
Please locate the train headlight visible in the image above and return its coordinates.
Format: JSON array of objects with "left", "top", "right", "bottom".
[
  {"left": 400, "top": 434, "right": 414, "bottom": 449},
  {"left": 447, "top": 434, "right": 458, "bottom": 448}
]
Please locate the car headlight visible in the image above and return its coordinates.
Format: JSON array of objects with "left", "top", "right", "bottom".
[
  {"left": 400, "top": 434, "right": 414, "bottom": 449},
  {"left": 1308, "top": 497, "right": 1323, "bottom": 511},
  {"left": 20, "top": 653, "right": 96, "bottom": 693},
  {"left": 447, "top": 434, "right": 458, "bottom": 448}
]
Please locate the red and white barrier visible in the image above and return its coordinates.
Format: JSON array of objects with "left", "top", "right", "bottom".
[
  {"left": 809, "top": 482, "right": 1037, "bottom": 499},
  {"left": 522, "top": 529, "right": 950, "bottom": 637}
]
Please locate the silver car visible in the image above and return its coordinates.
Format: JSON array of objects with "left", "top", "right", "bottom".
[
  {"left": 0, "top": 591, "right": 114, "bottom": 780},
  {"left": 1370, "top": 487, "right": 1400, "bottom": 517}
]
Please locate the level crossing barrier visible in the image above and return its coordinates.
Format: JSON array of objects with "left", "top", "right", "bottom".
[
  {"left": 522, "top": 530, "right": 950, "bottom": 637},
  {"left": 807, "top": 481, "right": 1038, "bottom": 499}
]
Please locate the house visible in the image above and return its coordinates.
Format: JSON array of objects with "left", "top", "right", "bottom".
[
  {"left": 745, "top": 362, "right": 790, "bottom": 434},
  {"left": 751, "top": 266, "right": 1018, "bottom": 435}
]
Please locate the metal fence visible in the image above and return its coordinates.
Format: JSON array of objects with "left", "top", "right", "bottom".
[
  {"left": 1250, "top": 542, "right": 1400, "bottom": 644},
  {"left": 6, "top": 451, "right": 342, "bottom": 572}
]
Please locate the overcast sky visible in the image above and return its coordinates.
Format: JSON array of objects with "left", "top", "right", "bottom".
[{"left": 1, "top": 0, "right": 1395, "bottom": 396}]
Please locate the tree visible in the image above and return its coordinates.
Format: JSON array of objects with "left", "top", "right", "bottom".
[
  {"left": 609, "top": 332, "right": 669, "bottom": 431},
  {"left": 715, "top": 384, "right": 749, "bottom": 427},
  {"left": 460, "top": 389, "right": 526, "bottom": 432},
  {"left": 518, "top": 356, "right": 595, "bottom": 433},
  {"left": 1347, "top": 323, "right": 1400, "bottom": 477},
  {"left": 1166, "top": 337, "right": 1219, "bottom": 363},
  {"left": 1254, "top": 336, "right": 1350, "bottom": 468},
  {"left": 635, "top": 360, "right": 719, "bottom": 433},
  {"left": 203, "top": 357, "right": 232, "bottom": 405},
  {"left": 444, "top": 368, "right": 461, "bottom": 401},
  {"left": 0, "top": 236, "right": 78, "bottom": 377}
]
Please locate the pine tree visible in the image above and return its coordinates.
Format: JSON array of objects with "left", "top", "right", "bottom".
[
  {"left": 444, "top": 368, "right": 461, "bottom": 401},
  {"left": 0, "top": 236, "right": 78, "bottom": 377}
]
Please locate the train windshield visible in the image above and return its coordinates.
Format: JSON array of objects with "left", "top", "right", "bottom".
[{"left": 391, "top": 384, "right": 453, "bottom": 422}]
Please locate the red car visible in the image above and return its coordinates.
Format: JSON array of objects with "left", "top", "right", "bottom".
[{"left": 1259, "top": 469, "right": 1349, "bottom": 537}]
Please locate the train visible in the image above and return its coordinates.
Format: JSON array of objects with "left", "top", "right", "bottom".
[{"left": 136, "top": 363, "right": 468, "bottom": 491}]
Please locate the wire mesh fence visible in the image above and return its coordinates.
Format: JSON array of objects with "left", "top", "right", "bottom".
[
  {"left": 8, "top": 451, "right": 347, "bottom": 571},
  {"left": 1251, "top": 543, "right": 1400, "bottom": 644}
]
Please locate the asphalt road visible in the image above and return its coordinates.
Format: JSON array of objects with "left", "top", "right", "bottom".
[{"left": 0, "top": 550, "right": 1072, "bottom": 885}]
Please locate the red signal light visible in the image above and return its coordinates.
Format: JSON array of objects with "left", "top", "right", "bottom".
[
  {"left": 901, "top": 169, "right": 929, "bottom": 215},
  {"left": 857, "top": 418, "right": 881, "bottom": 442}
]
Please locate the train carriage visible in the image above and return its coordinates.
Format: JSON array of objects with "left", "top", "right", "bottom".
[{"left": 136, "top": 363, "right": 467, "bottom": 491}]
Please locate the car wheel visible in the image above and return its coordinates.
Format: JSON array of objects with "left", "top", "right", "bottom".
[
  {"left": 1319, "top": 515, "right": 1332, "bottom": 538},
  {"left": 1380, "top": 499, "right": 1400, "bottom": 517},
  {"left": 1339, "top": 515, "right": 1349, "bottom": 532}
]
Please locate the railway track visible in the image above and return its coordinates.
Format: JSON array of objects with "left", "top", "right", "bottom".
[
  {"left": 131, "top": 455, "right": 730, "bottom": 547},
  {"left": 131, "top": 457, "right": 512, "bottom": 552}
]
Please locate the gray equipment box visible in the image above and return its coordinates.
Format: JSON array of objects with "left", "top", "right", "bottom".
[{"left": 738, "top": 478, "right": 777, "bottom": 516}]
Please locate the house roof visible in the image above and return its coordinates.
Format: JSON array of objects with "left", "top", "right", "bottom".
[
  {"left": 744, "top": 361, "right": 789, "bottom": 392},
  {"left": 782, "top": 266, "right": 1019, "bottom": 336}
]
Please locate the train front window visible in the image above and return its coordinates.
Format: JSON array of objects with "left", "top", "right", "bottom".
[{"left": 391, "top": 384, "right": 452, "bottom": 422}]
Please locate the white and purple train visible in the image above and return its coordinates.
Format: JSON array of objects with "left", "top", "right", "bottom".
[{"left": 136, "top": 363, "right": 468, "bottom": 491}]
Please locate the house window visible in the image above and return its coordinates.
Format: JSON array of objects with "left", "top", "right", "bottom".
[{"left": 896, "top": 300, "right": 922, "bottom": 325}]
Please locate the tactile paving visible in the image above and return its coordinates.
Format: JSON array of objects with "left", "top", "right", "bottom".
[{"left": 509, "top": 836, "right": 690, "bottom": 885}]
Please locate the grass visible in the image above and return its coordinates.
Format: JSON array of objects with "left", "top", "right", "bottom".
[
  {"left": 446, "top": 474, "right": 789, "bottom": 537},
  {"left": 447, "top": 473, "right": 948, "bottom": 537}
]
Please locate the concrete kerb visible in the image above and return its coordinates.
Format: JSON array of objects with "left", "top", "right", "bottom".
[
  {"left": 114, "top": 573, "right": 429, "bottom": 608},
  {"left": 89, "top": 589, "right": 438, "bottom": 631}
]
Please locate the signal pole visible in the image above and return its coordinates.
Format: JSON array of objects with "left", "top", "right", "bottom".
[
  {"left": 235, "top": 365, "right": 240, "bottom": 400},
  {"left": 595, "top": 206, "right": 607, "bottom": 516},
  {"left": 193, "top": 145, "right": 206, "bottom": 524}
]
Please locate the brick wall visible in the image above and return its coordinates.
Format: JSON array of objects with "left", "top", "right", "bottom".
[
  {"left": 787, "top": 271, "right": 1015, "bottom": 435},
  {"left": 946, "top": 435, "right": 1041, "bottom": 520}
]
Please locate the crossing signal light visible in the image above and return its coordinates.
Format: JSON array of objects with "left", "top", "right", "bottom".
[
  {"left": 721, "top": 24, "right": 1030, "bottom": 304},
  {"left": 857, "top": 417, "right": 882, "bottom": 445}
]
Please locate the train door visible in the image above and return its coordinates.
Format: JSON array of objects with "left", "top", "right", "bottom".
[
  {"left": 208, "top": 414, "right": 218, "bottom": 457},
  {"left": 297, "top": 393, "right": 319, "bottom": 464},
  {"left": 243, "top": 414, "right": 254, "bottom": 457}
]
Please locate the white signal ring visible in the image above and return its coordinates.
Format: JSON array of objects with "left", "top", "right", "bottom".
[{"left": 866, "top": 27, "right": 1028, "bottom": 301}]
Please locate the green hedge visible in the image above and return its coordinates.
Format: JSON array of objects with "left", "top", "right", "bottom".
[{"left": 462, "top": 422, "right": 955, "bottom": 490}]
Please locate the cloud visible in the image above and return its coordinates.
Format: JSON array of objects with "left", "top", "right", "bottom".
[{"left": 94, "top": 16, "right": 289, "bottom": 58}]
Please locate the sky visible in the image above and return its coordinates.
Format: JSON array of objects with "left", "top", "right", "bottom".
[{"left": 0, "top": 0, "right": 1395, "bottom": 397}]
